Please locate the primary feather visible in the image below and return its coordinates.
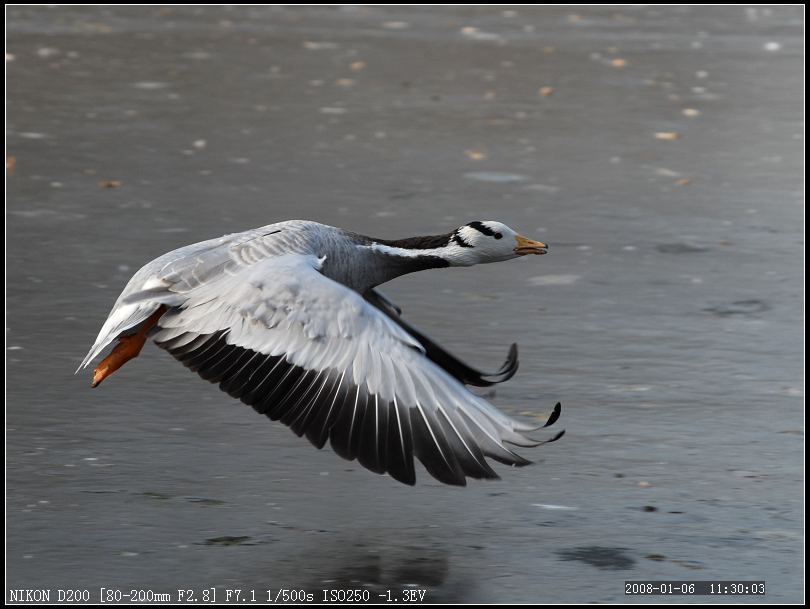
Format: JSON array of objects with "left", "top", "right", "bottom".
[{"left": 78, "top": 220, "right": 562, "bottom": 486}]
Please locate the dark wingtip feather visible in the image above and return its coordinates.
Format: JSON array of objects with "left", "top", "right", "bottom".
[
  {"left": 410, "top": 407, "right": 467, "bottom": 486},
  {"left": 502, "top": 343, "right": 519, "bottom": 373},
  {"left": 524, "top": 429, "right": 566, "bottom": 446},
  {"left": 480, "top": 343, "right": 519, "bottom": 384},
  {"left": 395, "top": 473, "right": 417, "bottom": 486},
  {"left": 157, "top": 325, "right": 562, "bottom": 488},
  {"left": 543, "top": 402, "right": 562, "bottom": 428}
]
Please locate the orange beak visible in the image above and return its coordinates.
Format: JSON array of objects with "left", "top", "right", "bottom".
[{"left": 514, "top": 234, "right": 548, "bottom": 256}]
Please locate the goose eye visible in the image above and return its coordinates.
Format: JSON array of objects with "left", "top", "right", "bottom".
[{"left": 494, "top": 233, "right": 503, "bottom": 239}]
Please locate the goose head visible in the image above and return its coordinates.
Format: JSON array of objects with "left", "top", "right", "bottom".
[
  {"left": 366, "top": 220, "right": 548, "bottom": 268},
  {"left": 447, "top": 221, "right": 548, "bottom": 265}
]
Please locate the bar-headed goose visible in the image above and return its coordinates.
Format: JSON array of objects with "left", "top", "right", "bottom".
[{"left": 78, "top": 220, "right": 563, "bottom": 486}]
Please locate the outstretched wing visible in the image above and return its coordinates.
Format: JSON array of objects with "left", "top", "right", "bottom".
[
  {"left": 363, "top": 289, "right": 519, "bottom": 387},
  {"left": 130, "top": 253, "right": 563, "bottom": 486}
]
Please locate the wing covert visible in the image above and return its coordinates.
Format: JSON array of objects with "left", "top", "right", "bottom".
[{"left": 149, "top": 253, "right": 562, "bottom": 485}]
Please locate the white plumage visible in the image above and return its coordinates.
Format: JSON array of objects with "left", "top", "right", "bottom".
[{"left": 78, "top": 220, "right": 561, "bottom": 486}]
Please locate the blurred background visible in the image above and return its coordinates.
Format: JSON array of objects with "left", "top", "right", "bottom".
[{"left": 6, "top": 5, "right": 803, "bottom": 603}]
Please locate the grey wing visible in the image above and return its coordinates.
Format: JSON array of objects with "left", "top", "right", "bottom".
[
  {"left": 76, "top": 221, "right": 312, "bottom": 371},
  {"left": 144, "top": 253, "right": 562, "bottom": 486}
]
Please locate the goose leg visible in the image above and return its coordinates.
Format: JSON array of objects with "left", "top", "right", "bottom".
[{"left": 92, "top": 306, "right": 166, "bottom": 387}]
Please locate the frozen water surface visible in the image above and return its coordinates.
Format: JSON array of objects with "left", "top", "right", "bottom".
[{"left": 6, "top": 5, "right": 803, "bottom": 603}]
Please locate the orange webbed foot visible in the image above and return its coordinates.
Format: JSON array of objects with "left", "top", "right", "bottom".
[
  {"left": 92, "top": 333, "right": 147, "bottom": 387},
  {"left": 91, "top": 306, "right": 166, "bottom": 388}
]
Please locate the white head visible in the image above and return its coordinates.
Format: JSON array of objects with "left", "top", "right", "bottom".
[
  {"left": 365, "top": 220, "right": 548, "bottom": 270},
  {"left": 443, "top": 221, "right": 548, "bottom": 266}
]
